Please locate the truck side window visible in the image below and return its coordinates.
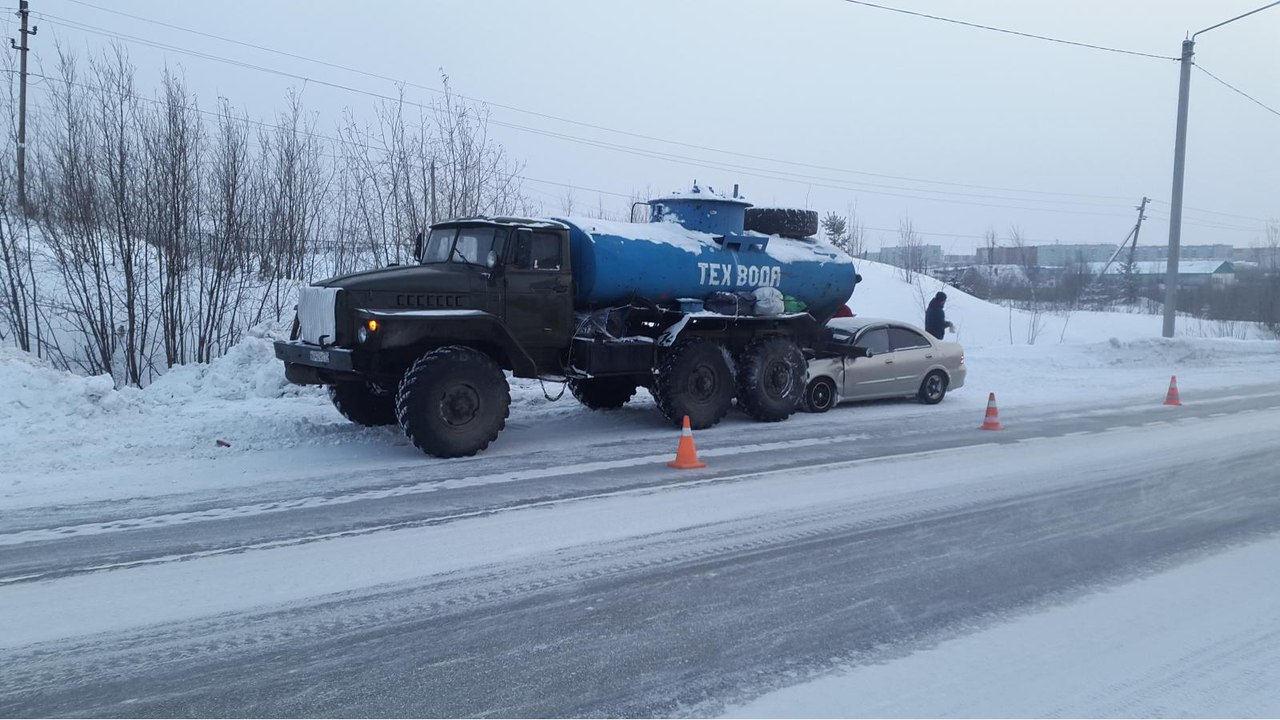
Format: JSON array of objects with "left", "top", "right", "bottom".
[
  {"left": 530, "top": 232, "right": 562, "bottom": 271},
  {"left": 513, "top": 231, "right": 532, "bottom": 268}
]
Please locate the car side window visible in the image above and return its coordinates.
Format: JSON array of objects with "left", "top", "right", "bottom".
[
  {"left": 854, "top": 328, "right": 889, "bottom": 356},
  {"left": 889, "top": 327, "right": 931, "bottom": 351},
  {"left": 830, "top": 329, "right": 856, "bottom": 345}
]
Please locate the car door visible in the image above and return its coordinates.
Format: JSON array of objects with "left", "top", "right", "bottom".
[
  {"left": 841, "top": 326, "right": 897, "bottom": 400},
  {"left": 887, "top": 325, "right": 935, "bottom": 394}
]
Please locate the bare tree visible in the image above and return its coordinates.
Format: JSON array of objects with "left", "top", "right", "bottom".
[
  {"left": 896, "top": 215, "right": 924, "bottom": 282},
  {"left": 1009, "top": 226, "right": 1045, "bottom": 344},
  {"left": 90, "top": 46, "right": 150, "bottom": 383},
  {"left": 846, "top": 203, "right": 865, "bottom": 258},
  {"left": 37, "top": 48, "right": 122, "bottom": 378}
]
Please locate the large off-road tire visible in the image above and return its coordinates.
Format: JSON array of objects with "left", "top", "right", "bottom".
[
  {"left": 395, "top": 346, "right": 510, "bottom": 458},
  {"left": 653, "top": 339, "right": 735, "bottom": 429},
  {"left": 568, "top": 377, "right": 638, "bottom": 410},
  {"left": 744, "top": 207, "right": 819, "bottom": 239},
  {"left": 737, "top": 336, "right": 806, "bottom": 422},
  {"left": 917, "top": 370, "right": 948, "bottom": 405},
  {"left": 328, "top": 382, "right": 398, "bottom": 427},
  {"left": 801, "top": 376, "right": 838, "bottom": 414}
]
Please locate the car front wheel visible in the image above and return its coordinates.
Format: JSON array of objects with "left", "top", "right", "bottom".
[{"left": 802, "top": 377, "right": 838, "bottom": 413}]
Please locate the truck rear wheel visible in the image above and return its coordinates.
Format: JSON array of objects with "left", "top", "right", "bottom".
[
  {"left": 395, "top": 346, "right": 510, "bottom": 458},
  {"left": 653, "top": 339, "right": 734, "bottom": 429},
  {"left": 737, "top": 336, "right": 806, "bottom": 422},
  {"left": 328, "top": 382, "right": 399, "bottom": 427},
  {"left": 568, "top": 377, "right": 637, "bottom": 410}
]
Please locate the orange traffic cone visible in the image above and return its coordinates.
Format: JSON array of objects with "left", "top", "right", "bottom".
[
  {"left": 980, "top": 392, "right": 1004, "bottom": 430},
  {"left": 667, "top": 415, "right": 707, "bottom": 469},
  {"left": 1164, "top": 375, "right": 1182, "bottom": 406}
]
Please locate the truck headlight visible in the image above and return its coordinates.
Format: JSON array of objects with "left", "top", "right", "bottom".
[
  {"left": 357, "top": 319, "right": 379, "bottom": 344},
  {"left": 357, "top": 326, "right": 369, "bottom": 343}
]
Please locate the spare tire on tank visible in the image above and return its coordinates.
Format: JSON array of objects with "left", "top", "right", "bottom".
[{"left": 744, "top": 208, "right": 819, "bottom": 239}]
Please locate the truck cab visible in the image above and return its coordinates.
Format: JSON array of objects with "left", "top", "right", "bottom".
[
  {"left": 415, "top": 220, "right": 575, "bottom": 371},
  {"left": 277, "top": 218, "right": 575, "bottom": 389}
]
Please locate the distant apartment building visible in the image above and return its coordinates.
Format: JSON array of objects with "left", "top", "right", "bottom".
[
  {"left": 1034, "top": 243, "right": 1115, "bottom": 267},
  {"left": 1131, "top": 244, "right": 1234, "bottom": 262},
  {"left": 976, "top": 242, "right": 1237, "bottom": 267},
  {"left": 876, "top": 244, "right": 943, "bottom": 269},
  {"left": 975, "top": 245, "right": 1036, "bottom": 266}
]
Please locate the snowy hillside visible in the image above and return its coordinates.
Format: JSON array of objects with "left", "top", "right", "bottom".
[{"left": 847, "top": 259, "right": 1273, "bottom": 345}]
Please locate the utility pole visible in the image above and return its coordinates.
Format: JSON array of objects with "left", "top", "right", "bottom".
[
  {"left": 1131, "top": 195, "right": 1150, "bottom": 257},
  {"left": 1097, "top": 196, "right": 1151, "bottom": 279},
  {"left": 9, "top": 0, "right": 36, "bottom": 213},
  {"left": 1162, "top": 1, "right": 1280, "bottom": 338},
  {"left": 1162, "top": 40, "right": 1193, "bottom": 338}
]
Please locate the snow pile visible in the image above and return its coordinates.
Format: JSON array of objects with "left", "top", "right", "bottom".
[
  {"left": 145, "top": 329, "right": 298, "bottom": 404},
  {"left": 0, "top": 344, "right": 143, "bottom": 425}
]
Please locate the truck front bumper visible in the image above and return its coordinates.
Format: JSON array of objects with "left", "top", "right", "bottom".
[{"left": 274, "top": 340, "right": 360, "bottom": 384}]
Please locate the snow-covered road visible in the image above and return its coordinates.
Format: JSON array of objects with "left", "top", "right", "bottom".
[{"left": 3, "top": 392, "right": 1279, "bottom": 716}]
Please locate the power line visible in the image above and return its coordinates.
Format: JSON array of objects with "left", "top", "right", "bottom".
[
  {"left": 1194, "top": 64, "right": 1280, "bottom": 119},
  {"left": 1148, "top": 197, "right": 1272, "bottom": 225},
  {"left": 16, "top": 19, "right": 1146, "bottom": 220},
  {"left": 20, "top": 70, "right": 633, "bottom": 205},
  {"left": 837, "top": 0, "right": 1179, "bottom": 61},
  {"left": 24, "top": 11, "right": 1274, "bottom": 231},
  {"left": 47, "top": 0, "right": 1140, "bottom": 203}
]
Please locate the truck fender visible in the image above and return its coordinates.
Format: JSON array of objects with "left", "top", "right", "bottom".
[{"left": 359, "top": 309, "right": 539, "bottom": 377}]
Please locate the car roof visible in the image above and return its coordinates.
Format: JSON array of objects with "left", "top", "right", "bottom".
[{"left": 828, "top": 317, "right": 930, "bottom": 335}]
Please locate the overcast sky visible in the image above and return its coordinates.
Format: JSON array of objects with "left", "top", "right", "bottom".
[{"left": 10, "top": 0, "right": 1280, "bottom": 253}]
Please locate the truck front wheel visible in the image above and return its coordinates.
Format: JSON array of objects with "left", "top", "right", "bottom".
[
  {"left": 396, "top": 346, "right": 511, "bottom": 458},
  {"left": 328, "top": 382, "right": 399, "bottom": 427},
  {"left": 568, "top": 377, "right": 637, "bottom": 410},
  {"left": 737, "top": 336, "right": 806, "bottom": 422},
  {"left": 654, "top": 339, "right": 735, "bottom": 429}
]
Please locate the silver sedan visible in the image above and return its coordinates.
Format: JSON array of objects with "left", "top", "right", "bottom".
[{"left": 801, "top": 317, "right": 966, "bottom": 412}]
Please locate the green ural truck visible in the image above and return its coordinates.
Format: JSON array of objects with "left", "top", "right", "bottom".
[{"left": 274, "top": 187, "right": 858, "bottom": 458}]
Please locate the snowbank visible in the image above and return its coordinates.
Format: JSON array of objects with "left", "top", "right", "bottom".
[{"left": 2, "top": 253, "right": 1276, "bottom": 508}]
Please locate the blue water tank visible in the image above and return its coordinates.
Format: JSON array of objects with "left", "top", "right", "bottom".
[{"left": 554, "top": 186, "right": 856, "bottom": 320}]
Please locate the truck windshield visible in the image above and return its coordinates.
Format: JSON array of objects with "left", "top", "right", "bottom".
[{"left": 420, "top": 227, "right": 502, "bottom": 266}]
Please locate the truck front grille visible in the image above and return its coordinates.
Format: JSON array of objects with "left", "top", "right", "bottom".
[{"left": 298, "top": 286, "right": 341, "bottom": 345}]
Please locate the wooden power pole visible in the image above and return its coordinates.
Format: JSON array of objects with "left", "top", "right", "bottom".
[{"left": 9, "top": 0, "right": 36, "bottom": 213}]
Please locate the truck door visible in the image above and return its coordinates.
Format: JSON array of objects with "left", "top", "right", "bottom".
[{"left": 503, "top": 228, "right": 574, "bottom": 366}]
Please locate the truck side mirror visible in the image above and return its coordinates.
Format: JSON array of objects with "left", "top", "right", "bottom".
[
  {"left": 412, "top": 231, "right": 424, "bottom": 264},
  {"left": 486, "top": 250, "right": 499, "bottom": 269}
]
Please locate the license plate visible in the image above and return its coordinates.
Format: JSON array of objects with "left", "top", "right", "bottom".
[{"left": 309, "top": 350, "right": 330, "bottom": 364}]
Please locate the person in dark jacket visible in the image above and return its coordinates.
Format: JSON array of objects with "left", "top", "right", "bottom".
[{"left": 925, "top": 291, "right": 954, "bottom": 340}]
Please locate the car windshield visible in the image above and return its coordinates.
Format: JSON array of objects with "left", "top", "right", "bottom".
[{"left": 419, "top": 227, "right": 501, "bottom": 266}]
